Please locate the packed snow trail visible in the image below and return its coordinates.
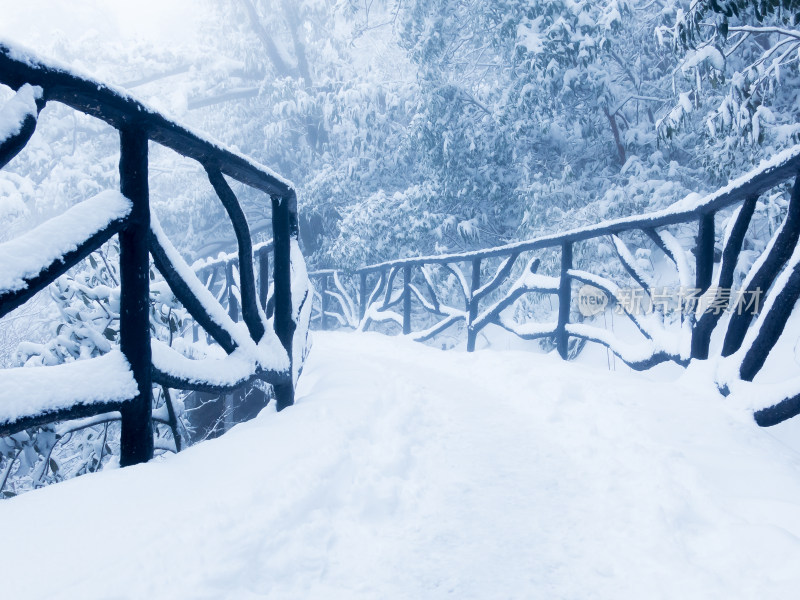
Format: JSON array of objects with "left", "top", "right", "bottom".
[{"left": 3, "top": 332, "right": 800, "bottom": 599}]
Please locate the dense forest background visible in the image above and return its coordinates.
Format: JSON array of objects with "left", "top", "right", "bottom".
[{"left": 3, "top": 0, "right": 799, "bottom": 269}]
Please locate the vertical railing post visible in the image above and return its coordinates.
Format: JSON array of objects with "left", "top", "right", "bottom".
[
  {"left": 226, "top": 261, "right": 239, "bottom": 322},
  {"left": 205, "top": 168, "right": 264, "bottom": 341},
  {"left": 192, "top": 263, "right": 199, "bottom": 340},
  {"left": 403, "top": 265, "right": 412, "bottom": 334},
  {"left": 258, "top": 246, "right": 269, "bottom": 311},
  {"left": 695, "top": 212, "right": 715, "bottom": 295},
  {"left": 272, "top": 192, "right": 296, "bottom": 411},
  {"left": 723, "top": 174, "right": 800, "bottom": 357},
  {"left": 320, "top": 274, "right": 329, "bottom": 330},
  {"left": 690, "top": 211, "right": 716, "bottom": 358},
  {"left": 118, "top": 126, "right": 153, "bottom": 467},
  {"left": 359, "top": 271, "right": 367, "bottom": 321},
  {"left": 556, "top": 242, "right": 573, "bottom": 360},
  {"left": 467, "top": 258, "right": 481, "bottom": 351}
]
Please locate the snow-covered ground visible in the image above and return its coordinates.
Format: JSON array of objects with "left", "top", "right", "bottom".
[{"left": 3, "top": 331, "right": 800, "bottom": 599}]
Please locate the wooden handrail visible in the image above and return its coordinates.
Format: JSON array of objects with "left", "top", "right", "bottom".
[
  {"left": 0, "top": 41, "right": 309, "bottom": 468},
  {"left": 0, "top": 43, "right": 293, "bottom": 197},
  {"left": 305, "top": 147, "right": 800, "bottom": 427},
  {"left": 355, "top": 146, "right": 800, "bottom": 273}
]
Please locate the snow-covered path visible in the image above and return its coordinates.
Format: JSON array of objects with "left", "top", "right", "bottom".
[{"left": 3, "top": 332, "right": 800, "bottom": 599}]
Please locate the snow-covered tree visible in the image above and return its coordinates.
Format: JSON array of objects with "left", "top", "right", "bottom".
[{"left": 657, "top": 0, "right": 800, "bottom": 180}]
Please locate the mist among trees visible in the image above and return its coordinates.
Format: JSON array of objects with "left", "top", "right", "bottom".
[{"left": 3, "top": 0, "right": 798, "bottom": 268}]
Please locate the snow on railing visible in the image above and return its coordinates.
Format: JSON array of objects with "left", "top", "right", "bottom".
[
  {"left": 0, "top": 350, "right": 137, "bottom": 436},
  {"left": 0, "top": 83, "right": 42, "bottom": 168},
  {"left": 0, "top": 191, "right": 130, "bottom": 301},
  {"left": 0, "top": 41, "right": 311, "bottom": 466},
  {"left": 307, "top": 144, "right": 800, "bottom": 427}
]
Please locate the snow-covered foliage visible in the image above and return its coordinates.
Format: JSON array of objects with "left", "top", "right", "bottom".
[
  {"left": 3, "top": 0, "right": 796, "bottom": 269},
  {"left": 167, "top": 0, "right": 799, "bottom": 270},
  {"left": 657, "top": 0, "right": 800, "bottom": 180}
]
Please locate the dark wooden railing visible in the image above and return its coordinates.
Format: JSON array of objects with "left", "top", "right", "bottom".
[
  {"left": 0, "top": 43, "right": 310, "bottom": 466},
  {"left": 308, "top": 146, "right": 800, "bottom": 427},
  {"left": 192, "top": 239, "right": 274, "bottom": 327}
]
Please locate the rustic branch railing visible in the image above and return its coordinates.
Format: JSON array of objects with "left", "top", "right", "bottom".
[
  {"left": 0, "top": 43, "right": 310, "bottom": 466},
  {"left": 307, "top": 146, "right": 800, "bottom": 427}
]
